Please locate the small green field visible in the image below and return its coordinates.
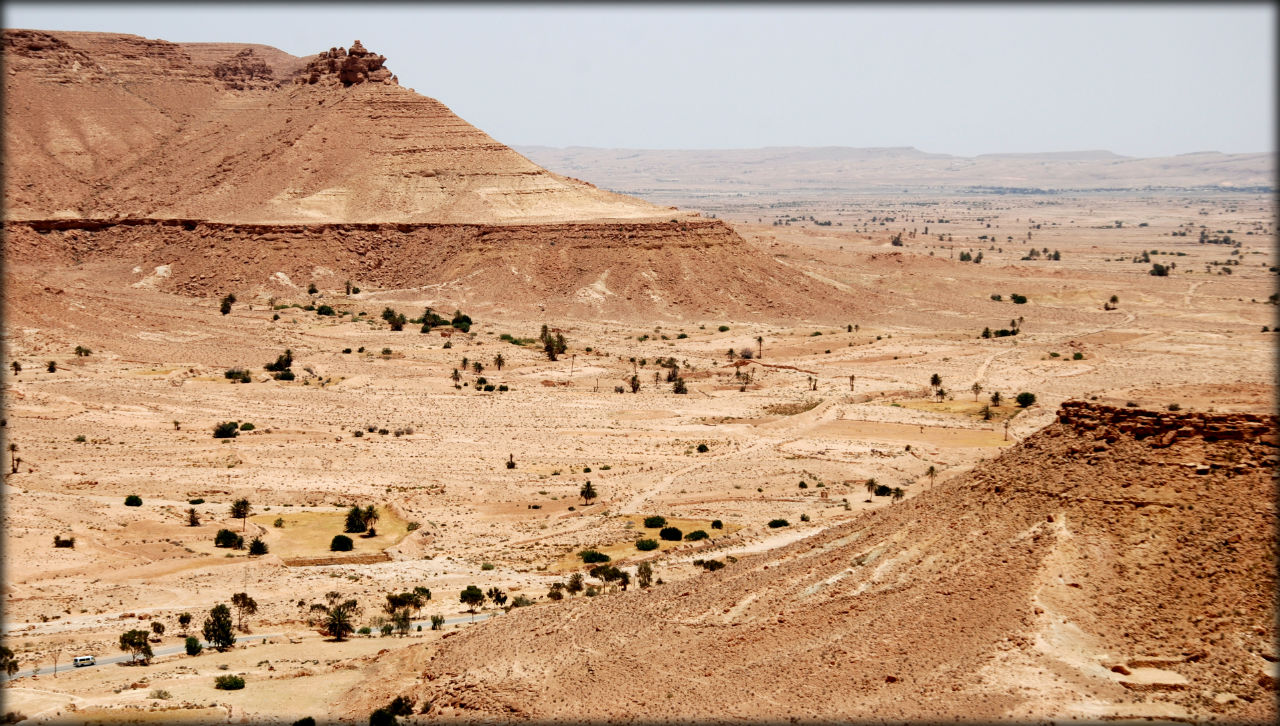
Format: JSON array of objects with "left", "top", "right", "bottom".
[
  {"left": 250, "top": 508, "right": 410, "bottom": 558},
  {"left": 553, "top": 515, "right": 741, "bottom": 572}
]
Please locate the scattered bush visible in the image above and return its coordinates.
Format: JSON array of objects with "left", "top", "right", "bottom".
[
  {"left": 214, "top": 675, "right": 245, "bottom": 690},
  {"left": 213, "top": 421, "right": 240, "bottom": 439},
  {"left": 214, "top": 529, "right": 241, "bottom": 548},
  {"left": 693, "top": 558, "right": 725, "bottom": 571},
  {"left": 189, "top": 498, "right": 205, "bottom": 505},
  {"left": 272, "top": 370, "right": 295, "bottom": 381},
  {"left": 316, "top": 305, "right": 335, "bottom": 316},
  {"left": 53, "top": 535, "right": 75, "bottom": 548},
  {"left": 1015, "top": 392, "right": 1037, "bottom": 407},
  {"left": 696, "top": 443, "right": 709, "bottom": 453},
  {"left": 684, "top": 530, "right": 709, "bottom": 541},
  {"left": 124, "top": 495, "right": 143, "bottom": 507},
  {"left": 1010, "top": 294, "right": 1028, "bottom": 304},
  {"left": 239, "top": 422, "right": 255, "bottom": 431},
  {"left": 578, "top": 549, "right": 610, "bottom": 564},
  {"left": 184, "top": 636, "right": 202, "bottom": 656},
  {"left": 658, "top": 527, "right": 683, "bottom": 541},
  {"left": 264, "top": 350, "right": 293, "bottom": 372},
  {"left": 481, "top": 562, "right": 495, "bottom": 571},
  {"left": 330, "top": 535, "right": 354, "bottom": 552},
  {"left": 224, "top": 368, "right": 251, "bottom": 382},
  {"left": 717, "top": 325, "right": 730, "bottom": 332},
  {"left": 635, "top": 539, "right": 659, "bottom": 551},
  {"left": 248, "top": 537, "right": 268, "bottom": 555},
  {"left": 1167, "top": 403, "right": 1181, "bottom": 411},
  {"left": 643, "top": 515, "right": 667, "bottom": 528},
  {"left": 767, "top": 519, "right": 790, "bottom": 528},
  {"left": 710, "top": 519, "right": 723, "bottom": 529}
]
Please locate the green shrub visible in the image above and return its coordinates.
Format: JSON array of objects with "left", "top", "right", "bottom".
[
  {"left": 710, "top": 519, "right": 723, "bottom": 529},
  {"left": 684, "top": 530, "right": 709, "bottom": 541},
  {"left": 1072, "top": 352, "right": 1084, "bottom": 360},
  {"left": 578, "top": 549, "right": 610, "bottom": 563},
  {"left": 643, "top": 515, "right": 667, "bottom": 528},
  {"left": 239, "top": 422, "right": 255, "bottom": 431},
  {"left": 214, "top": 529, "right": 240, "bottom": 548},
  {"left": 124, "top": 495, "right": 143, "bottom": 507},
  {"left": 694, "top": 558, "right": 725, "bottom": 571},
  {"left": 1016, "top": 392, "right": 1036, "bottom": 407},
  {"left": 272, "top": 370, "right": 295, "bottom": 381},
  {"left": 481, "top": 562, "right": 495, "bottom": 571},
  {"left": 188, "top": 498, "right": 205, "bottom": 505},
  {"left": 635, "top": 539, "right": 659, "bottom": 551},
  {"left": 316, "top": 305, "right": 335, "bottom": 316},
  {"left": 330, "top": 535, "right": 354, "bottom": 552},
  {"left": 718, "top": 325, "right": 730, "bottom": 332},
  {"left": 1010, "top": 294, "right": 1028, "bottom": 304},
  {"left": 696, "top": 443, "right": 709, "bottom": 453},
  {"left": 184, "top": 636, "right": 202, "bottom": 656},
  {"left": 213, "top": 421, "right": 240, "bottom": 439},
  {"left": 214, "top": 675, "right": 244, "bottom": 690},
  {"left": 659, "top": 527, "right": 682, "bottom": 541},
  {"left": 767, "top": 519, "right": 789, "bottom": 528},
  {"left": 248, "top": 537, "right": 268, "bottom": 555}
]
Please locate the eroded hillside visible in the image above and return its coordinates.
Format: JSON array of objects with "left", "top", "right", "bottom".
[{"left": 344, "top": 402, "right": 1277, "bottom": 723}]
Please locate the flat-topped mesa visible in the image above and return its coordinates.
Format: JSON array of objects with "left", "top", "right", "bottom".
[{"left": 298, "top": 40, "right": 395, "bottom": 87}]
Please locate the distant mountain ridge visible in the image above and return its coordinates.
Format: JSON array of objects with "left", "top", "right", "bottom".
[{"left": 516, "top": 145, "right": 1274, "bottom": 200}]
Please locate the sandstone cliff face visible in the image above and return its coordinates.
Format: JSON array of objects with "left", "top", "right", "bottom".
[
  {"left": 3, "top": 217, "right": 855, "bottom": 320},
  {"left": 341, "top": 402, "right": 1277, "bottom": 722}
]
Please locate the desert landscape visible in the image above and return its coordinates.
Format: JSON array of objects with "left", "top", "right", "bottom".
[{"left": 1, "top": 29, "right": 1276, "bottom": 726}]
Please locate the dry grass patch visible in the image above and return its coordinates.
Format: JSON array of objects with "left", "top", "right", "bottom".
[
  {"left": 250, "top": 509, "right": 410, "bottom": 558},
  {"left": 888, "top": 398, "right": 1020, "bottom": 421}
]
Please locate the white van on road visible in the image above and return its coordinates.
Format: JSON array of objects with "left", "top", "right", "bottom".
[{"left": 72, "top": 655, "right": 95, "bottom": 667}]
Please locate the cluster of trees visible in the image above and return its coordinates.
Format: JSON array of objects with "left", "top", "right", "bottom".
[
  {"left": 459, "top": 584, "right": 510, "bottom": 613},
  {"left": 540, "top": 324, "right": 567, "bottom": 361},
  {"left": 345, "top": 505, "right": 380, "bottom": 535}
]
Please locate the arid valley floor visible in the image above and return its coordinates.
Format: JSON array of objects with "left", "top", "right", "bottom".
[{"left": 2, "top": 30, "right": 1277, "bottom": 726}]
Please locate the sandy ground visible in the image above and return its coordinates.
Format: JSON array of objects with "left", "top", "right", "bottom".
[{"left": 3, "top": 189, "right": 1275, "bottom": 723}]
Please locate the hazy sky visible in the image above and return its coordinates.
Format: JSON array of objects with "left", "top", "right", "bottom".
[{"left": 6, "top": 3, "right": 1274, "bottom": 157}]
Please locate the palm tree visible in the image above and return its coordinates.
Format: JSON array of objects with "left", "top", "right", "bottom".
[
  {"left": 756, "top": 335, "right": 764, "bottom": 359},
  {"left": 580, "top": 480, "right": 598, "bottom": 506},
  {"left": 935, "top": 387, "right": 947, "bottom": 402},
  {"left": 926, "top": 465, "right": 937, "bottom": 488},
  {"left": 971, "top": 382, "right": 983, "bottom": 401},
  {"left": 310, "top": 592, "right": 361, "bottom": 641},
  {"left": 891, "top": 487, "right": 905, "bottom": 503},
  {"left": 929, "top": 373, "right": 942, "bottom": 390},
  {"left": 8, "top": 443, "right": 17, "bottom": 474},
  {"left": 864, "top": 478, "right": 877, "bottom": 497},
  {"left": 362, "top": 505, "right": 379, "bottom": 535},
  {"left": 472, "top": 361, "right": 483, "bottom": 375},
  {"left": 493, "top": 353, "right": 505, "bottom": 371},
  {"left": 451, "top": 368, "right": 461, "bottom": 383}
]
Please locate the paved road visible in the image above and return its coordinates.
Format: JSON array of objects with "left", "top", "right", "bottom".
[{"left": 1, "top": 612, "right": 492, "bottom": 683}]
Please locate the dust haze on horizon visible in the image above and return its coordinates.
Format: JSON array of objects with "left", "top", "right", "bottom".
[{"left": 3, "top": 2, "right": 1274, "bottom": 159}]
